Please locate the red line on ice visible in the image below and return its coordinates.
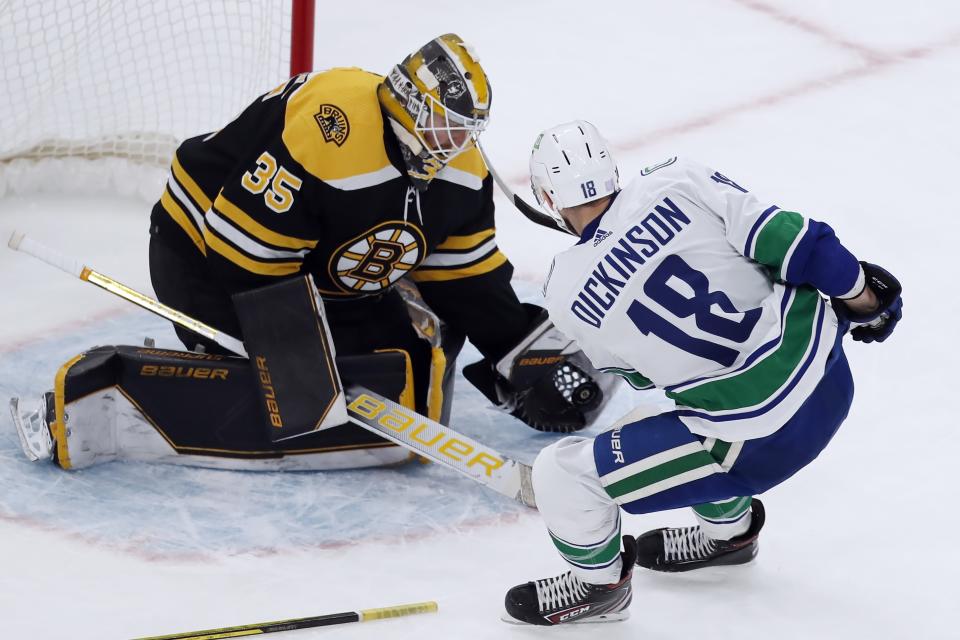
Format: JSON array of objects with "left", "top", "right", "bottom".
[{"left": 507, "top": 27, "right": 960, "bottom": 187}]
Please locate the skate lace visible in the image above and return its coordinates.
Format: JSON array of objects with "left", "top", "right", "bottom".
[
  {"left": 663, "top": 526, "right": 716, "bottom": 562},
  {"left": 534, "top": 571, "right": 590, "bottom": 612}
]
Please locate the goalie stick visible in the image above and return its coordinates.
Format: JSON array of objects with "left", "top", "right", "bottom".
[
  {"left": 131, "top": 600, "right": 438, "bottom": 639},
  {"left": 7, "top": 231, "right": 537, "bottom": 508},
  {"left": 476, "top": 142, "right": 576, "bottom": 236}
]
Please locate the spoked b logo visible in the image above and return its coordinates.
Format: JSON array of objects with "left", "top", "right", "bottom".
[{"left": 329, "top": 222, "right": 425, "bottom": 293}]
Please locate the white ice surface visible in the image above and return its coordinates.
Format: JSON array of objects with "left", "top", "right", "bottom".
[{"left": 1, "top": 2, "right": 957, "bottom": 638}]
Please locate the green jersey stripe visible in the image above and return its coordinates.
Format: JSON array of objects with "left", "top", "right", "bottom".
[
  {"left": 708, "top": 439, "right": 731, "bottom": 462},
  {"left": 779, "top": 217, "right": 810, "bottom": 282},
  {"left": 703, "top": 438, "right": 742, "bottom": 469},
  {"left": 612, "top": 465, "right": 718, "bottom": 505},
  {"left": 601, "top": 367, "right": 654, "bottom": 390},
  {"left": 693, "top": 496, "right": 752, "bottom": 521},
  {"left": 719, "top": 441, "right": 744, "bottom": 470},
  {"left": 753, "top": 210, "right": 804, "bottom": 278},
  {"left": 601, "top": 441, "right": 705, "bottom": 486},
  {"left": 549, "top": 531, "right": 622, "bottom": 566},
  {"left": 604, "top": 450, "right": 717, "bottom": 500},
  {"left": 666, "top": 287, "right": 820, "bottom": 412}
]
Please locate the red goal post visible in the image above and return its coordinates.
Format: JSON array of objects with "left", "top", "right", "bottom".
[{"left": 0, "top": 0, "right": 315, "bottom": 195}]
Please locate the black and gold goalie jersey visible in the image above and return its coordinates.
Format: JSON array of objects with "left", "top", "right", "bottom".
[{"left": 149, "top": 67, "right": 530, "bottom": 361}]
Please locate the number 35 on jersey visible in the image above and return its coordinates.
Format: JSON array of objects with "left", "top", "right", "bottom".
[{"left": 241, "top": 150, "right": 303, "bottom": 213}]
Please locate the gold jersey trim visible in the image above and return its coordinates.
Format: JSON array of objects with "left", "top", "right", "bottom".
[
  {"left": 421, "top": 236, "right": 497, "bottom": 268},
  {"left": 411, "top": 250, "right": 507, "bottom": 282},
  {"left": 204, "top": 225, "right": 303, "bottom": 277},
  {"left": 435, "top": 228, "right": 494, "bottom": 251},
  {"left": 160, "top": 188, "right": 206, "bottom": 255},
  {"left": 283, "top": 68, "right": 395, "bottom": 183},
  {"left": 172, "top": 153, "right": 213, "bottom": 212},
  {"left": 323, "top": 164, "right": 402, "bottom": 191},
  {"left": 444, "top": 145, "right": 488, "bottom": 180},
  {"left": 214, "top": 194, "right": 318, "bottom": 251}
]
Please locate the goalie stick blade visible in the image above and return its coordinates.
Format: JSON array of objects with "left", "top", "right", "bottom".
[{"left": 345, "top": 385, "right": 537, "bottom": 508}]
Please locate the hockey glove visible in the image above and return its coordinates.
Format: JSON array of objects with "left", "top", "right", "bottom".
[
  {"left": 832, "top": 262, "right": 903, "bottom": 343},
  {"left": 462, "top": 306, "right": 617, "bottom": 433}
]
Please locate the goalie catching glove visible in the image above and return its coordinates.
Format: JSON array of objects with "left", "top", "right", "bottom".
[{"left": 463, "top": 305, "right": 620, "bottom": 433}]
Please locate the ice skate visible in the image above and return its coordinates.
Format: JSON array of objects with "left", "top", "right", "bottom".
[
  {"left": 502, "top": 535, "right": 637, "bottom": 626},
  {"left": 9, "top": 392, "right": 55, "bottom": 462},
  {"left": 635, "top": 499, "right": 765, "bottom": 572}
]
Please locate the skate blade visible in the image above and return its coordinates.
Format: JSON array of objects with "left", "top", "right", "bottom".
[
  {"left": 9, "top": 397, "right": 52, "bottom": 462},
  {"left": 10, "top": 398, "right": 39, "bottom": 461},
  {"left": 500, "top": 610, "right": 630, "bottom": 625}
]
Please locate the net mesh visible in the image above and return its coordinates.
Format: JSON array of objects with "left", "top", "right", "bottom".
[{"left": 1, "top": 1, "right": 293, "bottom": 177}]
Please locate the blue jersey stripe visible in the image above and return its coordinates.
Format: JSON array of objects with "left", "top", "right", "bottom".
[
  {"left": 743, "top": 205, "right": 780, "bottom": 257},
  {"left": 675, "top": 296, "right": 830, "bottom": 423},
  {"left": 563, "top": 554, "right": 624, "bottom": 571},
  {"left": 548, "top": 513, "right": 621, "bottom": 550},
  {"left": 665, "top": 286, "right": 794, "bottom": 394}
]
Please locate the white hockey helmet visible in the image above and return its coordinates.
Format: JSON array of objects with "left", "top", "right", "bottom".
[{"left": 529, "top": 120, "right": 619, "bottom": 231}]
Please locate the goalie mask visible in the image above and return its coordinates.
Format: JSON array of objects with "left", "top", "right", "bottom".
[
  {"left": 379, "top": 33, "right": 492, "bottom": 190},
  {"left": 529, "top": 120, "right": 619, "bottom": 233}
]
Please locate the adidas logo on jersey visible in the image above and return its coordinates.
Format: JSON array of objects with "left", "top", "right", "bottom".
[{"left": 593, "top": 228, "right": 612, "bottom": 246}]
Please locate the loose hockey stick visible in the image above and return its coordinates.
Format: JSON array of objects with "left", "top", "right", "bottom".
[
  {"left": 476, "top": 142, "right": 576, "bottom": 236},
  {"left": 8, "top": 231, "right": 537, "bottom": 508},
  {"left": 130, "top": 600, "right": 438, "bottom": 639}
]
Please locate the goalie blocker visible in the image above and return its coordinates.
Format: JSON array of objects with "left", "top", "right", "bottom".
[{"left": 13, "top": 277, "right": 457, "bottom": 471}]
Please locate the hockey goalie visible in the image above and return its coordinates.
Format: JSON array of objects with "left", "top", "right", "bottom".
[{"left": 10, "top": 34, "right": 621, "bottom": 472}]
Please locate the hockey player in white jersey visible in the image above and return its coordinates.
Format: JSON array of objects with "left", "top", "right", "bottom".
[{"left": 502, "top": 121, "right": 903, "bottom": 625}]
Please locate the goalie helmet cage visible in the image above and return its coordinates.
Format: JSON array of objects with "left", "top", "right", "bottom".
[{"left": 0, "top": 0, "right": 315, "bottom": 198}]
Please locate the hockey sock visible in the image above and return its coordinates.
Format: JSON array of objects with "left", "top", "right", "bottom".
[{"left": 692, "top": 496, "right": 753, "bottom": 540}]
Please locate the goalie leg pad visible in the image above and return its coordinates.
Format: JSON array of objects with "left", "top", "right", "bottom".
[{"left": 41, "top": 345, "right": 413, "bottom": 470}]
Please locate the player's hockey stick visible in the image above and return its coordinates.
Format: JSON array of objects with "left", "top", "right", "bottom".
[
  {"left": 8, "top": 231, "right": 537, "bottom": 508},
  {"left": 130, "top": 600, "right": 438, "bottom": 639},
  {"left": 476, "top": 142, "right": 576, "bottom": 236}
]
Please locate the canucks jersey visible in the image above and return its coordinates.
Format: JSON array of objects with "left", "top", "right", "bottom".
[
  {"left": 149, "top": 68, "right": 529, "bottom": 361},
  {"left": 543, "top": 157, "right": 864, "bottom": 440}
]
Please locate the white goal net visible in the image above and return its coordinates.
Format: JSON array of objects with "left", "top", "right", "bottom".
[{"left": 1, "top": 1, "right": 297, "bottom": 198}]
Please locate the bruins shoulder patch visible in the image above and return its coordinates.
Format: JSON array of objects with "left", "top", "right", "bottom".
[{"left": 314, "top": 104, "right": 350, "bottom": 146}]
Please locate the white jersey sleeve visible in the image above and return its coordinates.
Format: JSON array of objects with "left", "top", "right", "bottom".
[
  {"left": 669, "top": 158, "right": 778, "bottom": 258},
  {"left": 671, "top": 158, "right": 864, "bottom": 296}
]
